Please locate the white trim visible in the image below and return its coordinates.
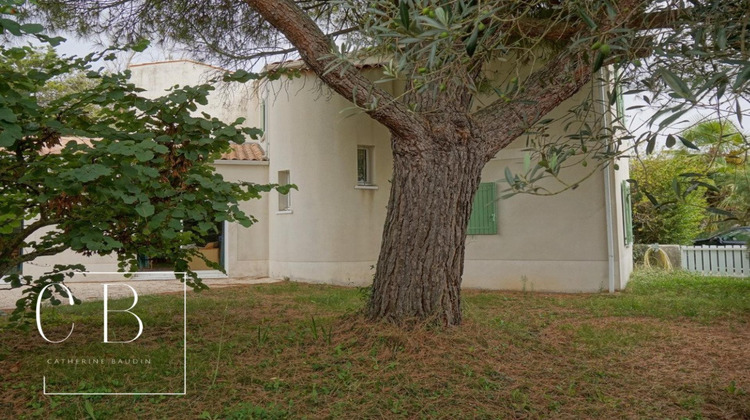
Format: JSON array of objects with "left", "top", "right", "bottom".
[
  {"left": 276, "top": 210, "right": 293, "bottom": 215},
  {"left": 277, "top": 170, "right": 291, "bottom": 211},
  {"left": 357, "top": 145, "right": 375, "bottom": 186},
  {"left": 354, "top": 185, "right": 379, "bottom": 190},
  {"left": 221, "top": 221, "right": 229, "bottom": 276},
  {"left": 597, "top": 68, "right": 616, "bottom": 294},
  {"left": 131, "top": 270, "right": 228, "bottom": 280},
  {"left": 214, "top": 160, "right": 269, "bottom": 166}
]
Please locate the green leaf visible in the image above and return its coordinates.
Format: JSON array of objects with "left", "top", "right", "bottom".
[
  {"left": 706, "top": 207, "right": 735, "bottom": 218},
  {"left": 134, "top": 150, "right": 154, "bottom": 162},
  {"left": 645, "top": 136, "right": 656, "bottom": 155},
  {"left": 592, "top": 51, "right": 605, "bottom": 72},
  {"left": 0, "top": 18, "right": 22, "bottom": 36},
  {"left": 0, "top": 107, "right": 17, "bottom": 123},
  {"left": 465, "top": 26, "right": 479, "bottom": 57},
  {"left": 665, "top": 134, "right": 676, "bottom": 148},
  {"left": 658, "top": 69, "right": 694, "bottom": 101},
  {"left": 434, "top": 7, "right": 447, "bottom": 26},
  {"left": 135, "top": 202, "right": 155, "bottom": 218},
  {"left": 131, "top": 39, "right": 150, "bottom": 52},
  {"left": 224, "top": 69, "right": 258, "bottom": 83},
  {"left": 399, "top": 0, "right": 410, "bottom": 29},
  {"left": 20, "top": 23, "right": 44, "bottom": 34},
  {"left": 733, "top": 65, "right": 750, "bottom": 91},
  {"left": 70, "top": 164, "right": 112, "bottom": 182},
  {"left": 504, "top": 167, "right": 514, "bottom": 185},
  {"left": 576, "top": 8, "right": 597, "bottom": 29},
  {"left": 644, "top": 191, "right": 659, "bottom": 206},
  {"left": 658, "top": 109, "right": 688, "bottom": 131},
  {"left": 677, "top": 135, "right": 700, "bottom": 150}
]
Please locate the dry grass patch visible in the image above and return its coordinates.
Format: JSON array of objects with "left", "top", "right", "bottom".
[{"left": 0, "top": 272, "right": 748, "bottom": 419}]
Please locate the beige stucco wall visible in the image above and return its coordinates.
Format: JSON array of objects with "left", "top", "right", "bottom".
[
  {"left": 265, "top": 68, "right": 633, "bottom": 292},
  {"left": 128, "top": 60, "right": 260, "bottom": 129},
  {"left": 265, "top": 73, "right": 393, "bottom": 285},
  {"left": 214, "top": 161, "right": 270, "bottom": 278}
]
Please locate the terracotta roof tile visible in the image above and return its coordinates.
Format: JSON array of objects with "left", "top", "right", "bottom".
[
  {"left": 38, "top": 137, "right": 266, "bottom": 161},
  {"left": 221, "top": 143, "right": 266, "bottom": 161}
]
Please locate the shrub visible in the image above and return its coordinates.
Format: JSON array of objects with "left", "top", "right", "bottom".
[{"left": 631, "top": 155, "right": 709, "bottom": 245}]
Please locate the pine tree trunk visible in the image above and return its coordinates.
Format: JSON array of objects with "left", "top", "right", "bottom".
[{"left": 367, "top": 131, "right": 486, "bottom": 326}]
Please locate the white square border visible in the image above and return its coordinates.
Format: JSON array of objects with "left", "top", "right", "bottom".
[{"left": 42, "top": 272, "right": 187, "bottom": 396}]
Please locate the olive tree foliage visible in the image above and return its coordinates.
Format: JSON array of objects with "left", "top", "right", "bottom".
[
  {"left": 34, "top": 0, "right": 750, "bottom": 325},
  {"left": 0, "top": 2, "right": 280, "bottom": 324}
]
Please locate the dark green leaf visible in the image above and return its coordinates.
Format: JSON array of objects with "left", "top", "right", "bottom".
[
  {"left": 678, "top": 135, "right": 700, "bottom": 150},
  {"left": 20, "top": 23, "right": 44, "bottom": 34},
  {"left": 706, "top": 207, "right": 735, "bottom": 218},
  {"left": 465, "top": 26, "right": 479, "bottom": 57},
  {"left": 658, "top": 69, "right": 694, "bottom": 101},
  {"left": 399, "top": 0, "right": 410, "bottom": 29},
  {"left": 665, "top": 134, "right": 676, "bottom": 148},
  {"left": 576, "top": 8, "right": 597, "bottom": 29},
  {"left": 644, "top": 191, "right": 659, "bottom": 206},
  {"left": 131, "top": 39, "right": 150, "bottom": 52},
  {"left": 135, "top": 202, "right": 155, "bottom": 218}
]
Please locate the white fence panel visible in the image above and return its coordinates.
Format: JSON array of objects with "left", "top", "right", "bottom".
[{"left": 680, "top": 245, "right": 749, "bottom": 277}]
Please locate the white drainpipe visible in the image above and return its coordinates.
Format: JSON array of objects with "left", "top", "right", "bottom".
[{"left": 598, "top": 69, "right": 616, "bottom": 293}]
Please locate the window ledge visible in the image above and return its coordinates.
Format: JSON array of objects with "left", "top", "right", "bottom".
[
  {"left": 276, "top": 210, "right": 293, "bottom": 215},
  {"left": 355, "top": 185, "right": 378, "bottom": 190}
]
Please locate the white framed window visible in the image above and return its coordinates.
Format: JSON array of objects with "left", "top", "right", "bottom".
[
  {"left": 356, "top": 146, "right": 375, "bottom": 187},
  {"left": 278, "top": 170, "right": 291, "bottom": 212}
]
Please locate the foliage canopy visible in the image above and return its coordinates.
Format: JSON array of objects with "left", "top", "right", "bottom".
[{"left": 0, "top": 2, "right": 278, "bottom": 323}]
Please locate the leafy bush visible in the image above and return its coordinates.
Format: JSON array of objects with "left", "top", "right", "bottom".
[{"left": 630, "top": 155, "right": 709, "bottom": 244}]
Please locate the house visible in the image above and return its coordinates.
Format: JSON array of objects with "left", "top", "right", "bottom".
[{"left": 26, "top": 59, "right": 633, "bottom": 292}]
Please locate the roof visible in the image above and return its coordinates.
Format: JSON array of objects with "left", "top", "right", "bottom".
[
  {"left": 265, "top": 57, "right": 385, "bottom": 73},
  {"left": 219, "top": 142, "right": 266, "bottom": 161},
  {"left": 39, "top": 137, "right": 266, "bottom": 161},
  {"left": 128, "top": 59, "right": 228, "bottom": 72}
]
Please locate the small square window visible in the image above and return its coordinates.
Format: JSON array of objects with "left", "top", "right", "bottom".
[
  {"left": 278, "top": 170, "right": 291, "bottom": 211},
  {"left": 357, "top": 146, "right": 374, "bottom": 186}
]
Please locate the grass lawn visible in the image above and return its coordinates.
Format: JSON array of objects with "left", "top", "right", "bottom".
[{"left": 1, "top": 269, "right": 748, "bottom": 419}]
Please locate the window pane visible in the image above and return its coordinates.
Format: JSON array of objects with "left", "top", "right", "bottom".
[
  {"left": 278, "top": 170, "right": 290, "bottom": 210},
  {"left": 357, "top": 148, "right": 368, "bottom": 184}
]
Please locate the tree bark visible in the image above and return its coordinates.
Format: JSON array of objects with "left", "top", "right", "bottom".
[{"left": 367, "top": 128, "right": 486, "bottom": 326}]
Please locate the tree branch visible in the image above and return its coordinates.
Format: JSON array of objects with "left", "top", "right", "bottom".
[
  {"left": 243, "top": 0, "right": 427, "bottom": 141},
  {"left": 515, "top": 8, "right": 688, "bottom": 41},
  {"left": 474, "top": 50, "right": 593, "bottom": 159}
]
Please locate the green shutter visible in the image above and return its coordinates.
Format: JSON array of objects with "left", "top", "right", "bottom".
[
  {"left": 468, "top": 182, "right": 497, "bottom": 235},
  {"left": 621, "top": 180, "right": 633, "bottom": 246}
]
